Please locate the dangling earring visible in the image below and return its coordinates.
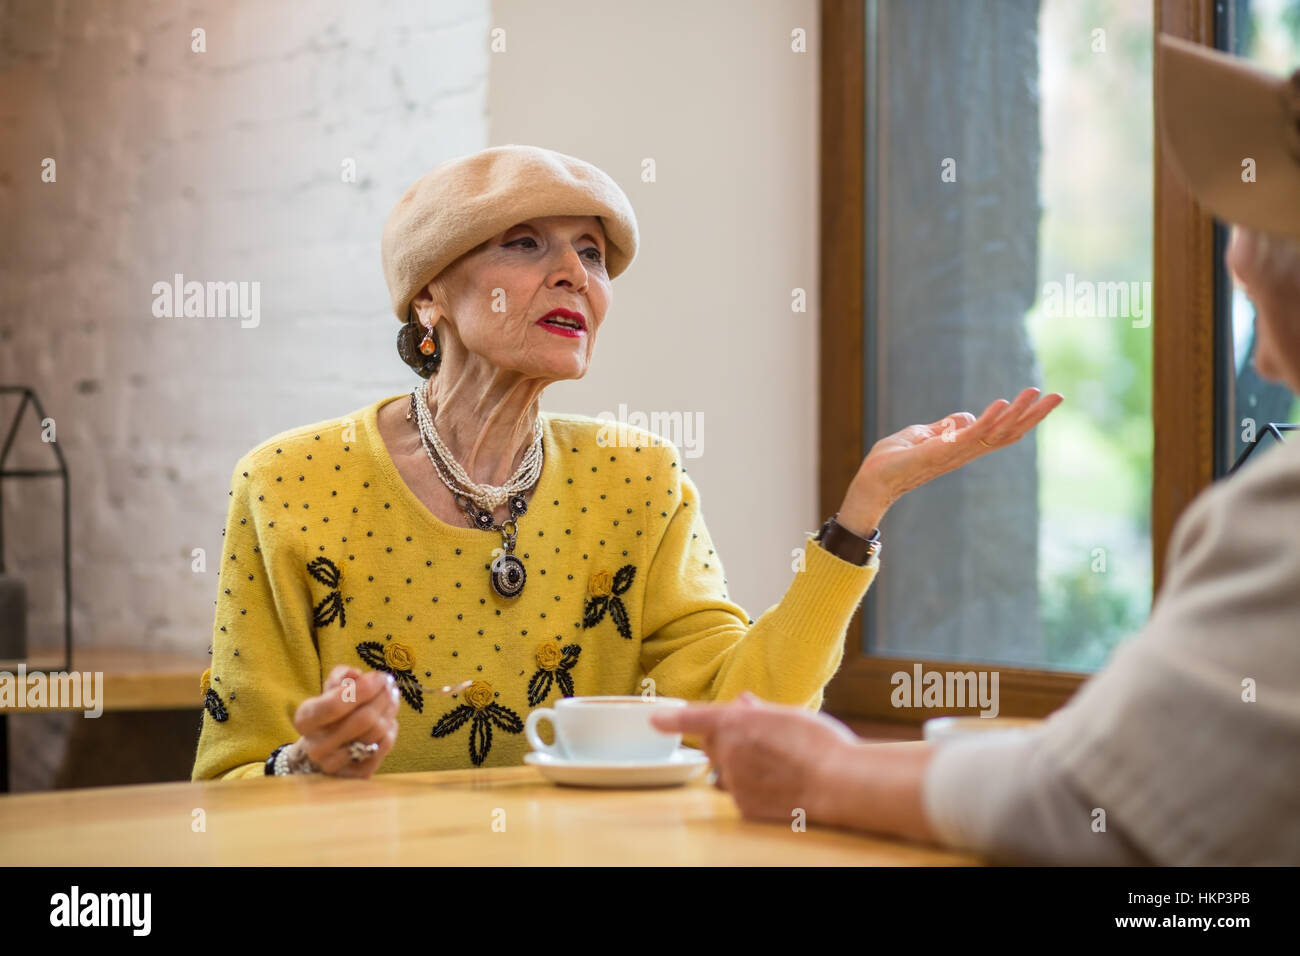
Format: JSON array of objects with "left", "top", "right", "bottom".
[{"left": 418, "top": 323, "right": 438, "bottom": 356}]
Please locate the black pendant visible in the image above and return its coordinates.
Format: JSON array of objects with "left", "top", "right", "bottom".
[{"left": 491, "top": 553, "right": 527, "bottom": 598}]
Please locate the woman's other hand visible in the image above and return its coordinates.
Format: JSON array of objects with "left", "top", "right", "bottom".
[
  {"left": 290, "top": 665, "right": 400, "bottom": 777},
  {"left": 838, "top": 387, "right": 1063, "bottom": 533}
]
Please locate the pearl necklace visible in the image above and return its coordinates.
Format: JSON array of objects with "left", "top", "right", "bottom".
[
  {"left": 406, "top": 378, "right": 544, "bottom": 598},
  {"left": 408, "top": 378, "right": 543, "bottom": 511}
]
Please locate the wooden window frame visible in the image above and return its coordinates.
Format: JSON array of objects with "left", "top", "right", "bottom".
[{"left": 819, "top": 0, "right": 1219, "bottom": 725}]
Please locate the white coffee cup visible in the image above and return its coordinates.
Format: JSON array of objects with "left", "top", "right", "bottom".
[{"left": 525, "top": 695, "right": 687, "bottom": 763}]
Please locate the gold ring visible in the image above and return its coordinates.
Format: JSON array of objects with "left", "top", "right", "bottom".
[{"left": 978, "top": 439, "right": 994, "bottom": 448}]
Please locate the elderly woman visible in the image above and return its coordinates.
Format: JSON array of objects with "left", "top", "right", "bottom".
[
  {"left": 191, "top": 145, "right": 1059, "bottom": 780},
  {"left": 654, "top": 37, "right": 1300, "bottom": 865}
]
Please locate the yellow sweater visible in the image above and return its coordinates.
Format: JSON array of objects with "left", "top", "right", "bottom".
[{"left": 191, "top": 393, "right": 880, "bottom": 779}]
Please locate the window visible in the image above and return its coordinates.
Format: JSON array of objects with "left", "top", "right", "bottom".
[
  {"left": 859, "top": 0, "right": 1154, "bottom": 672},
  {"left": 820, "top": 0, "right": 1227, "bottom": 724}
]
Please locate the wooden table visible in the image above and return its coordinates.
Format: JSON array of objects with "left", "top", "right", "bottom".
[{"left": 0, "top": 766, "right": 980, "bottom": 865}]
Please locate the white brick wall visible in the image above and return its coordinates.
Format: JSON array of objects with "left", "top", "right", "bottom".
[{"left": 0, "top": 0, "right": 490, "bottom": 655}]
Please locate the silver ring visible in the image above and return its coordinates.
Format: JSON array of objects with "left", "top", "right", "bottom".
[{"left": 348, "top": 740, "right": 379, "bottom": 763}]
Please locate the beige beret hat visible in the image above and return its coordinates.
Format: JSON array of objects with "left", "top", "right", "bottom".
[
  {"left": 1158, "top": 35, "right": 1300, "bottom": 240},
  {"left": 381, "top": 144, "right": 639, "bottom": 322}
]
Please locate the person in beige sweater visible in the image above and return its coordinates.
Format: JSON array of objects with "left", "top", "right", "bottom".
[{"left": 653, "top": 36, "right": 1300, "bottom": 865}]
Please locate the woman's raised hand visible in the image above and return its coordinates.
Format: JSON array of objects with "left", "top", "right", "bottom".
[
  {"left": 838, "top": 387, "right": 1064, "bottom": 533},
  {"left": 290, "top": 664, "right": 400, "bottom": 777}
]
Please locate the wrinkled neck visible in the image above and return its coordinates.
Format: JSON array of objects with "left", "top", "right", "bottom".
[{"left": 420, "top": 371, "right": 547, "bottom": 488}]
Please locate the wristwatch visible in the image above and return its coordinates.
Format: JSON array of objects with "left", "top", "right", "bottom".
[{"left": 813, "top": 513, "right": 881, "bottom": 566}]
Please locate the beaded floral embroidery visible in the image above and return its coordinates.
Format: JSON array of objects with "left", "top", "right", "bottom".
[
  {"left": 355, "top": 640, "right": 424, "bottom": 713},
  {"left": 430, "top": 680, "right": 523, "bottom": 766},
  {"left": 582, "top": 564, "right": 636, "bottom": 640},
  {"left": 200, "top": 668, "right": 228, "bottom": 722},
  {"left": 307, "top": 556, "right": 346, "bottom": 629},
  {"left": 527, "top": 640, "right": 581, "bottom": 706}
]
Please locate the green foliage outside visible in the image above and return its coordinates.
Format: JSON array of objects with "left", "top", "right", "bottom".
[{"left": 1029, "top": 0, "right": 1299, "bottom": 671}]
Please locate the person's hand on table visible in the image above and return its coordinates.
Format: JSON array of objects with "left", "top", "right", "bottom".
[
  {"left": 290, "top": 665, "right": 400, "bottom": 777},
  {"left": 650, "top": 692, "right": 858, "bottom": 822},
  {"left": 653, "top": 693, "right": 940, "bottom": 843}
]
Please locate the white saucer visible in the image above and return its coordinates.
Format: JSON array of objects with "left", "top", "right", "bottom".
[{"left": 524, "top": 747, "right": 711, "bottom": 788}]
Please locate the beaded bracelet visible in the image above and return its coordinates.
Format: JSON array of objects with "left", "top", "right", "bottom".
[
  {"left": 274, "top": 745, "right": 295, "bottom": 776},
  {"left": 264, "top": 743, "right": 291, "bottom": 776}
]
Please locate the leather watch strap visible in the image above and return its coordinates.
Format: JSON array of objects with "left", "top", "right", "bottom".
[{"left": 813, "top": 513, "right": 881, "bottom": 566}]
